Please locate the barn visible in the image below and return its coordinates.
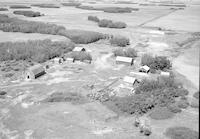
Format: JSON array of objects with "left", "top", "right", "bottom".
[
  {"left": 139, "top": 65, "right": 150, "bottom": 73},
  {"left": 116, "top": 56, "right": 134, "bottom": 66},
  {"left": 25, "top": 64, "right": 46, "bottom": 80},
  {"left": 72, "top": 47, "right": 86, "bottom": 52}
]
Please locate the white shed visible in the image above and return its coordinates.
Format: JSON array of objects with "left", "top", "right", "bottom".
[
  {"left": 72, "top": 47, "right": 86, "bottom": 52},
  {"left": 123, "top": 76, "right": 137, "bottom": 85},
  {"left": 54, "top": 57, "right": 63, "bottom": 64},
  {"left": 139, "top": 65, "right": 150, "bottom": 73},
  {"left": 116, "top": 56, "right": 133, "bottom": 66},
  {"left": 160, "top": 71, "right": 170, "bottom": 76},
  {"left": 66, "top": 57, "right": 75, "bottom": 63}
]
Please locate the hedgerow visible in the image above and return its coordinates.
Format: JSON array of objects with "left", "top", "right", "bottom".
[
  {"left": 9, "top": 5, "right": 31, "bottom": 9},
  {"left": 31, "top": 4, "right": 60, "bottom": 8},
  {"left": 98, "top": 19, "right": 127, "bottom": 28},
  {"left": 62, "top": 2, "right": 81, "bottom": 7},
  {"left": 0, "top": 8, "right": 8, "bottom": 11},
  {"left": 113, "top": 48, "right": 137, "bottom": 58},
  {"left": 0, "top": 14, "right": 105, "bottom": 44},
  {"left": 141, "top": 54, "right": 172, "bottom": 73},
  {"left": 110, "top": 36, "right": 130, "bottom": 47},
  {"left": 13, "top": 10, "right": 42, "bottom": 17},
  {"left": 0, "top": 39, "right": 75, "bottom": 63}
]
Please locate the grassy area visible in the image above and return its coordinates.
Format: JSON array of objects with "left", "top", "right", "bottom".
[
  {"left": 0, "top": 8, "right": 8, "bottom": 11},
  {"left": 62, "top": 2, "right": 81, "bottom": 7},
  {"left": 9, "top": 5, "right": 31, "bottom": 9},
  {"left": 113, "top": 48, "right": 137, "bottom": 58},
  {"left": 0, "top": 39, "right": 75, "bottom": 63},
  {"left": 149, "top": 107, "right": 174, "bottom": 120},
  {"left": 76, "top": 5, "right": 138, "bottom": 13},
  {"left": 165, "top": 127, "right": 198, "bottom": 139},
  {"left": 0, "top": 14, "right": 105, "bottom": 44},
  {"left": 31, "top": 4, "right": 60, "bottom": 8},
  {"left": 13, "top": 10, "right": 42, "bottom": 17},
  {"left": 110, "top": 36, "right": 130, "bottom": 47}
]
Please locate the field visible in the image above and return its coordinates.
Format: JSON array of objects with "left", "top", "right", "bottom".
[{"left": 0, "top": 1, "right": 199, "bottom": 139}]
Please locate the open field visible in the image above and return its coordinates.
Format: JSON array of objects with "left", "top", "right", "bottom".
[{"left": 0, "top": 1, "right": 199, "bottom": 139}]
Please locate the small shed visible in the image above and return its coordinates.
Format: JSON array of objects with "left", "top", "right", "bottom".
[
  {"left": 73, "top": 47, "right": 86, "bottom": 52},
  {"left": 160, "top": 71, "right": 170, "bottom": 77},
  {"left": 54, "top": 57, "right": 63, "bottom": 64},
  {"left": 66, "top": 57, "right": 75, "bottom": 63},
  {"left": 116, "top": 56, "right": 133, "bottom": 66},
  {"left": 25, "top": 64, "right": 46, "bottom": 80},
  {"left": 123, "top": 76, "right": 139, "bottom": 86},
  {"left": 139, "top": 65, "right": 150, "bottom": 73}
]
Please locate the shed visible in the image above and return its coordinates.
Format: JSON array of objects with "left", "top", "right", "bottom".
[
  {"left": 72, "top": 47, "right": 86, "bottom": 52},
  {"left": 160, "top": 71, "right": 170, "bottom": 76},
  {"left": 66, "top": 57, "right": 75, "bottom": 63},
  {"left": 25, "top": 64, "right": 46, "bottom": 80},
  {"left": 54, "top": 57, "right": 63, "bottom": 64},
  {"left": 123, "top": 76, "right": 137, "bottom": 85},
  {"left": 116, "top": 56, "right": 133, "bottom": 66},
  {"left": 139, "top": 65, "right": 150, "bottom": 73}
]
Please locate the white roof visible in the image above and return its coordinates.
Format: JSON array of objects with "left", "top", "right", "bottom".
[
  {"left": 141, "top": 65, "right": 150, "bottom": 71},
  {"left": 116, "top": 56, "right": 133, "bottom": 63},
  {"left": 160, "top": 71, "right": 170, "bottom": 76},
  {"left": 123, "top": 76, "right": 136, "bottom": 84},
  {"left": 73, "top": 47, "right": 85, "bottom": 52},
  {"left": 66, "top": 57, "right": 74, "bottom": 60},
  {"left": 149, "top": 30, "right": 165, "bottom": 35}
]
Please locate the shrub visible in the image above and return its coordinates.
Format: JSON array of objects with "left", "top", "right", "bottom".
[
  {"left": 167, "top": 103, "right": 182, "bottom": 113},
  {"left": 67, "top": 51, "right": 92, "bottom": 62},
  {"left": 102, "top": 7, "right": 134, "bottom": 13},
  {"left": 13, "top": 10, "right": 42, "bottom": 17},
  {"left": 31, "top": 4, "right": 60, "bottom": 8},
  {"left": 0, "top": 8, "right": 8, "bottom": 11},
  {"left": 0, "top": 91, "right": 7, "bottom": 95},
  {"left": 141, "top": 54, "right": 172, "bottom": 73},
  {"left": 165, "top": 127, "right": 199, "bottom": 139},
  {"left": 76, "top": 5, "right": 97, "bottom": 10},
  {"left": 177, "top": 99, "right": 189, "bottom": 109},
  {"left": 88, "top": 16, "right": 100, "bottom": 22},
  {"left": 190, "top": 100, "right": 199, "bottom": 108},
  {"left": 107, "top": 21, "right": 127, "bottom": 28},
  {"left": 98, "top": 19, "right": 113, "bottom": 27},
  {"left": 193, "top": 91, "right": 199, "bottom": 99},
  {"left": 62, "top": 2, "right": 81, "bottom": 7},
  {"left": 110, "top": 36, "right": 130, "bottom": 47},
  {"left": 9, "top": 5, "right": 31, "bottom": 9},
  {"left": 149, "top": 107, "right": 174, "bottom": 120},
  {"left": 0, "top": 14, "right": 105, "bottom": 44},
  {"left": 0, "top": 39, "right": 75, "bottom": 63},
  {"left": 43, "top": 92, "right": 87, "bottom": 104},
  {"left": 113, "top": 48, "right": 137, "bottom": 58}
]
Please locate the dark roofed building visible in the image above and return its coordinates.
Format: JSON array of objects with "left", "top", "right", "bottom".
[{"left": 25, "top": 64, "right": 46, "bottom": 80}]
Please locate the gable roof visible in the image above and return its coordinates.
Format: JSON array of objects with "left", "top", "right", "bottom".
[
  {"left": 116, "top": 56, "right": 133, "bottom": 63},
  {"left": 123, "top": 76, "right": 136, "bottom": 84},
  {"left": 73, "top": 47, "right": 85, "bottom": 52},
  {"left": 28, "top": 64, "right": 45, "bottom": 76}
]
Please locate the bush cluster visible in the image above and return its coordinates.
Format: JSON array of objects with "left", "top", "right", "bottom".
[
  {"left": 98, "top": 19, "right": 127, "bottom": 28},
  {"left": 0, "top": 39, "right": 75, "bottom": 63},
  {"left": 31, "top": 4, "right": 60, "bottom": 8},
  {"left": 165, "top": 127, "right": 199, "bottom": 139},
  {"left": 0, "top": 14, "right": 105, "bottom": 44},
  {"left": 67, "top": 51, "right": 92, "bottom": 62},
  {"left": 9, "top": 5, "right": 31, "bottom": 9},
  {"left": 110, "top": 36, "right": 130, "bottom": 47},
  {"left": 88, "top": 16, "right": 100, "bottom": 22},
  {"left": 193, "top": 91, "right": 199, "bottom": 99},
  {"left": 110, "top": 76, "right": 189, "bottom": 115},
  {"left": 141, "top": 54, "right": 172, "bottom": 73},
  {"left": 149, "top": 107, "right": 174, "bottom": 120},
  {"left": 13, "top": 10, "right": 42, "bottom": 17},
  {"left": 113, "top": 48, "right": 137, "bottom": 58},
  {"left": 0, "top": 8, "right": 8, "bottom": 11}
]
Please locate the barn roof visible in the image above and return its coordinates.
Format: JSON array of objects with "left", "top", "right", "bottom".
[
  {"left": 123, "top": 76, "right": 136, "bottom": 84},
  {"left": 73, "top": 47, "right": 85, "bottom": 52},
  {"left": 116, "top": 56, "right": 133, "bottom": 63},
  {"left": 28, "top": 64, "right": 45, "bottom": 76}
]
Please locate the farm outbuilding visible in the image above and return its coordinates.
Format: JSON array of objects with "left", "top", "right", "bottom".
[
  {"left": 123, "top": 76, "right": 139, "bottom": 86},
  {"left": 66, "top": 57, "right": 75, "bottom": 63},
  {"left": 139, "top": 65, "right": 150, "bottom": 73},
  {"left": 160, "top": 71, "right": 170, "bottom": 77},
  {"left": 54, "top": 57, "right": 63, "bottom": 64},
  {"left": 25, "top": 64, "right": 46, "bottom": 80},
  {"left": 116, "top": 56, "right": 134, "bottom": 66},
  {"left": 72, "top": 47, "right": 86, "bottom": 52}
]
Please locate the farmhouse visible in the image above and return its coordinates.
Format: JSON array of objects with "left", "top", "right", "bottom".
[
  {"left": 73, "top": 47, "right": 86, "bottom": 52},
  {"left": 139, "top": 65, "right": 150, "bottom": 73},
  {"left": 25, "top": 64, "right": 46, "bottom": 80},
  {"left": 116, "top": 56, "right": 134, "bottom": 66},
  {"left": 160, "top": 71, "right": 170, "bottom": 77}
]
